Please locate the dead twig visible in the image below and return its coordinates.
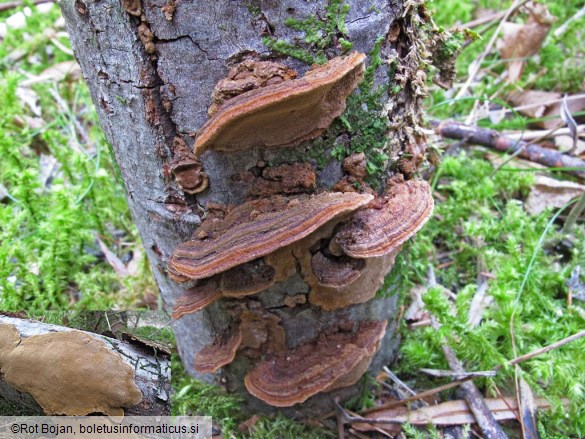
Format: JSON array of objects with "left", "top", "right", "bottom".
[
  {"left": 427, "top": 265, "right": 508, "bottom": 439},
  {"left": 420, "top": 368, "right": 497, "bottom": 378},
  {"left": 434, "top": 120, "right": 585, "bottom": 179}
]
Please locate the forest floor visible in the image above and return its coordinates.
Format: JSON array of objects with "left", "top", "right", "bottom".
[{"left": 0, "top": 0, "right": 584, "bottom": 437}]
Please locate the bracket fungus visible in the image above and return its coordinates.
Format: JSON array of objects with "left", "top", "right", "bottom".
[
  {"left": 194, "top": 52, "right": 366, "bottom": 154},
  {"left": 244, "top": 320, "right": 387, "bottom": 407},
  {"left": 169, "top": 192, "right": 372, "bottom": 281},
  {"left": 0, "top": 324, "right": 142, "bottom": 416},
  {"left": 194, "top": 325, "right": 242, "bottom": 373},
  {"left": 333, "top": 179, "right": 434, "bottom": 258}
]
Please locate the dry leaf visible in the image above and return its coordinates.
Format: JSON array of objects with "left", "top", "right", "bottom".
[
  {"left": 518, "top": 377, "right": 539, "bottom": 439},
  {"left": 354, "top": 397, "right": 554, "bottom": 431},
  {"left": 508, "top": 91, "right": 585, "bottom": 130},
  {"left": 525, "top": 175, "right": 585, "bottom": 215},
  {"left": 404, "top": 285, "right": 428, "bottom": 322},
  {"left": 20, "top": 61, "right": 82, "bottom": 87},
  {"left": 96, "top": 237, "right": 129, "bottom": 277},
  {"left": 497, "top": 2, "right": 555, "bottom": 83},
  {"left": 16, "top": 86, "right": 42, "bottom": 117},
  {"left": 555, "top": 136, "right": 585, "bottom": 156},
  {"left": 561, "top": 95, "right": 579, "bottom": 155},
  {"left": 468, "top": 280, "right": 493, "bottom": 327}
]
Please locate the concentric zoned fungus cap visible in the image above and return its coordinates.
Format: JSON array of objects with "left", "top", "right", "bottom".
[
  {"left": 193, "top": 325, "right": 242, "bottom": 373},
  {"left": 244, "top": 320, "right": 387, "bottom": 407},
  {"left": 171, "top": 278, "right": 223, "bottom": 319},
  {"left": 304, "top": 249, "right": 401, "bottom": 311},
  {"left": 169, "top": 192, "right": 373, "bottom": 280},
  {"left": 0, "top": 325, "right": 142, "bottom": 416},
  {"left": 310, "top": 251, "right": 364, "bottom": 287},
  {"left": 333, "top": 179, "right": 434, "bottom": 258},
  {"left": 194, "top": 52, "right": 365, "bottom": 154},
  {"left": 220, "top": 259, "right": 276, "bottom": 298}
]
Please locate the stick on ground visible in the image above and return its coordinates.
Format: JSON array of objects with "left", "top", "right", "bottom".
[{"left": 435, "top": 120, "right": 585, "bottom": 180}]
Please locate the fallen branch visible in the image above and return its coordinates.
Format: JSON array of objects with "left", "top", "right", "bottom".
[
  {"left": 427, "top": 266, "right": 509, "bottom": 439},
  {"left": 435, "top": 120, "right": 585, "bottom": 180}
]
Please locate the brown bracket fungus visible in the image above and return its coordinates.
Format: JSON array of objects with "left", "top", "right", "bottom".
[
  {"left": 193, "top": 52, "right": 366, "bottom": 154},
  {"left": 208, "top": 59, "right": 298, "bottom": 117},
  {"left": 333, "top": 179, "right": 434, "bottom": 258},
  {"left": 303, "top": 248, "right": 401, "bottom": 310},
  {"left": 194, "top": 325, "right": 242, "bottom": 373},
  {"left": 0, "top": 324, "right": 142, "bottom": 416},
  {"left": 169, "top": 192, "right": 373, "bottom": 281},
  {"left": 244, "top": 320, "right": 387, "bottom": 407},
  {"left": 171, "top": 278, "right": 223, "bottom": 319}
]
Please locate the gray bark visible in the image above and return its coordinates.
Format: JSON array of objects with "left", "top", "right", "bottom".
[
  {"left": 0, "top": 315, "right": 171, "bottom": 416},
  {"left": 59, "top": 0, "right": 405, "bottom": 416}
]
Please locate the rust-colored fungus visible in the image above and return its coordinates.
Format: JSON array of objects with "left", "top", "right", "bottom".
[
  {"left": 170, "top": 192, "right": 373, "bottom": 280},
  {"left": 236, "top": 162, "right": 317, "bottom": 198},
  {"left": 220, "top": 259, "right": 276, "bottom": 298},
  {"left": 193, "top": 325, "right": 242, "bottom": 373},
  {"left": 239, "top": 309, "right": 286, "bottom": 356},
  {"left": 194, "top": 52, "right": 366, "bottom": 154},
  {"left": 0, "top": 324, "right": 142, "bottom": 416},
  {"left": 244, "top": 320, "right": 387, "bottom": 407},
  {"left": 169, "top": 136, "right": 208, "bottom": 194},
  {"left": 306, "top": 249, "right": 401, "bottom": 310},
  {"left": 208, "top": 59, "right": 298, "bottom": 117},
  {"left": 334, "top": 179, "right": 433, "bottom": 258},
  {"left": 172, "top": 278, "right": 222, "bottom": 319},
  {"left": 310, "top": 251, "right": 364, "bottom": 287}
]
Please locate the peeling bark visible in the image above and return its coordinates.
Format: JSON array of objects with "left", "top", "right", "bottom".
[{"left": 59, "top": 0, "right": 406, "bottom": 415}]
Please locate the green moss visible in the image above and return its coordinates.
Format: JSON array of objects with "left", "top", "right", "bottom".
[
  {"left": 263, "top": 0, "right": 352, "bottom": 64},
  {"left": 0, "top": 4, "right": 155, "bottom": 311},
  {"left": 391, "top": 152, "right": 585, "bottom": 435}
]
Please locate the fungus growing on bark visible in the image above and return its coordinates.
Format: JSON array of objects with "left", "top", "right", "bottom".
[
  {"left": 334, "top": 179, "right": 433, "bottom": 258},
  {"left": 220, "top": 259, "right": 276, "bottom": 298},
  {"left": 236, "top": 162, "right": 317, "bottom": 198},
  {"left": 244, "top": 320, "right": 387, "bottom": 407},
  {"left": 306, "top": 249, "right": 401, "bottom": 310},
  {"left": 169, "top": 136, "right": 208, "bottom": 194},
  {"left": 169, "top": 192, "right": 373, "bottom": 280},
  {"left": 194, "top": 325, "right": 242, "bottom": 373},
  {"left": 0, "top": 325, "right": 142, "bottom": 416},
  {"left": 194, "top": 52, "right": 366, "bottom": 154},
  {"left": 171, "top": 278, "right": 222, "bottom": 319},
  {"left": 208, "top": 59, "right": 298, "bottom": 117},
  {"left": 310, "top": 251, "right": 364, "bottom": 287}
]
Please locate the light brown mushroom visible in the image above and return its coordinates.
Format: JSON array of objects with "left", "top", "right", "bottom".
[
  {"left": 310, "top": 251, "right": 365, "bottom": 287},
  {"left": 193, "top": 325, "right": 242, "bottom": 373},
  {"left": 244, "top": 320, "right": 387, "bottom": 407},
  {"left": 333, "top": 179, "right": 433, "bottom": 258},
  {"left": 194, "top": 52, "right": 366, "bottom": 154},
  {"left": 169, "top": 192, "right": 372, "bottom": 281},
  {"left": 0, "top": 325, "right": 142, "bottom": 416}
]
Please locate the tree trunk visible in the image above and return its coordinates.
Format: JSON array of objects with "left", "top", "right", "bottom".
[
  {"left": 59, "top": 0, "right": 413, "bottom": 416},
  {"left": 0, "top": 315, "right": 170, "bottom": 416}
]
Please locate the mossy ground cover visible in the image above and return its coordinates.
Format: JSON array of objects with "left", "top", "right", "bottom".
[
  {"left": 0, "top": 4, "right": 156, "bottom": 311},
  {"left": 1, "top": 0, "right": 584, "bottom": 436}
]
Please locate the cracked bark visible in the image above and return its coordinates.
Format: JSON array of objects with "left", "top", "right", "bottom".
[
  {"left": 60, "top": 0, "right": 407, "bottom": 416},
  {"left": 0, "top": 315, "right": 170, "bottom": 416}
]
